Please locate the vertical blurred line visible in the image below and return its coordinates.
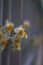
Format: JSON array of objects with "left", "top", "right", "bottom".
[
  {"left": 20, "top": 0, "right": 23, "bottom": 64},
  {"left": 42, "top": 17, "right": 43, "bottom": 65},
  {"left": 20, "top": 0, "right": 23, "bottom": 22},
  {"left": 6, "top": 0, "right": 12, "bottom": 65},
  {"left": 41, "top": 0, "right": 43, "bottom": 16},
  {"left": 7, "top": 0, "right": 12, "bottom": 65},
  {"left": 35, "top": 43, "right": 42, "bottom": 65},
  {"left": 2, "top": 0, "right": 8, "bottom": 25},
  {"left": 6, "top": 46, "right": 10, "bottom": 65},
  {"left": 40, "top": 16, "right": 43, "bottom": 33},
  {"left": 41, "top": 0, "right": 43, "bottom": 11},
  {"left": 1, "top": 0, "right": 3, "bottom": 26},
  {"left": 41, "top": 33, "right": 43, "bottom": 65},
  {"left": 8, "top": 0, "right": 12, "bottom": 22},
  {"left": 0, "top": 52, "right": 1, "bottom": 65},
  {"left": 7, "top": 0, "right": 12, "bottom": 64}
]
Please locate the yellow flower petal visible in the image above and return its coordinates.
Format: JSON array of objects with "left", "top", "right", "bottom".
[
  {"left": 1, "top": 39, "right": 7, "bottom": 46},
  {"left": 23, "top": 31, "right": 28, "bottom": 38},
  {"left": 0, "top": 32, "right": 3, "bottom": 40},
  {"left": 14, "top": 38, "right": 21, "bottom": 44},
  {"left": 15, "top": 45, "right": 19, "bottom": 48},
  {"left": 15, "top": 44, "right": 21, "bottom": 50},
  {"left": 18, "top": 29, "right": 24, "bottom": 36}
]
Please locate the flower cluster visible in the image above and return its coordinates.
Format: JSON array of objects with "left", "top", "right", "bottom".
[{"left": 0, "top": 20, "right": 30, "bottom": 50}]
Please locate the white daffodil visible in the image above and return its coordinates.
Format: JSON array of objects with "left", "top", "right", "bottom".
[
  {"left": 1, "top": 38, "right": 7, "bottom": 46},
  {"left": 14, "top": 37, "right": 21, "bottom": 45},
  {"left": 5, "top": 20, "right": 14, "bottom": 32},
  {"left": 23, "top": 21, "right": 30, "bottom": 28},
  {"left": 14, "top": 25, "right": 23, "bottom": 33},
  {"left": 14, "top": 25, "right": 25, "bottom": 38},
  {"left": 14, "top": 25, "right": 28, "bottom": 38},
  {"left": 15, "top": 44, "right": 21, "bottom": 50},
  {"left": 12, "top": 35, "right": 21, "bottom": 50},
  {"left": 13, "top": 35, "right": 21, "bottom": 44}
]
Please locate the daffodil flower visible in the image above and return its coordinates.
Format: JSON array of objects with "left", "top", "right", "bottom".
[
  {"left": 12, "top": 35, "right": 21, "bottom": 50},
  {"left": 14, "top": 27, "right": 28, "bottom": 38},
  {"left": 14, "top": 25, "right": 24, "bottom": 33},
  {"left": 12, "top": 35, "right": 21, "bottom": 44},
  {"left": 14, "top": 44, "right": 21, "bottom": 50},
  {"left": 14, "top": 38, "right": 21, "bottom": 44},
  {"left": 1, "top": 39, "right": 7, "bottom": 46},
  {"left": 5, "top": 20, "right": 14, "bottom": 32},
  {"left": 23, "top": 21, "right": 30, "bottom": 28}
]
